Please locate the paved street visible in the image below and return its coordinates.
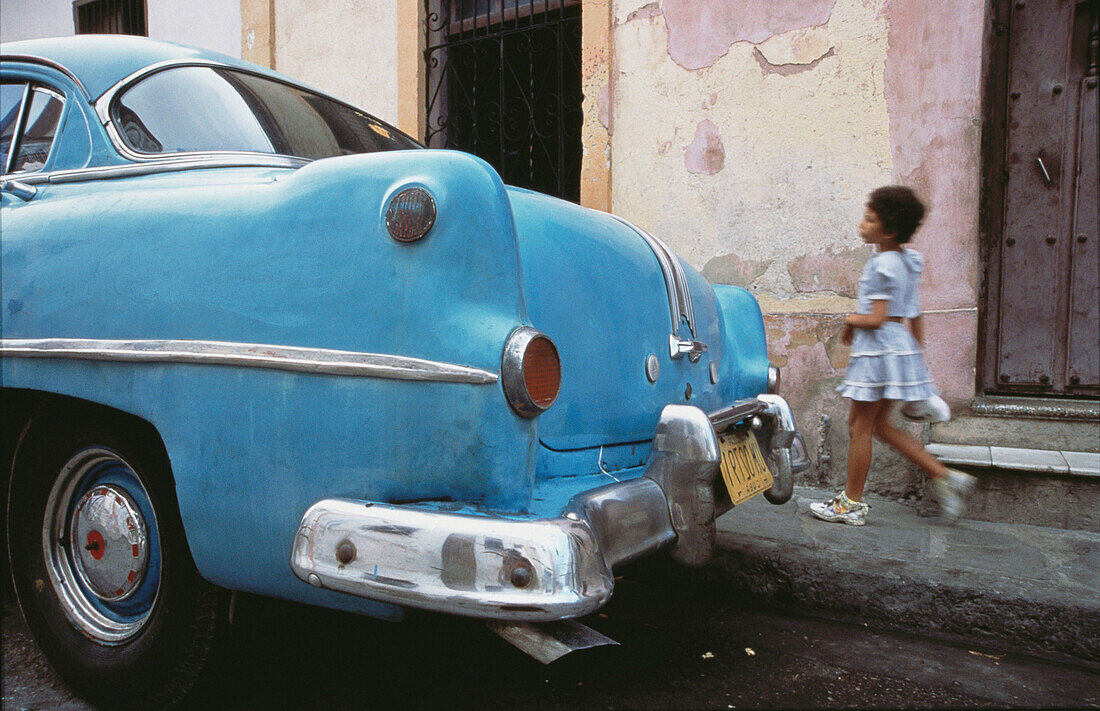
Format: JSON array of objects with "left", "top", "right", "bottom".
[{"left": 5, "top": 561, "right": 1098, "bottom": 710}]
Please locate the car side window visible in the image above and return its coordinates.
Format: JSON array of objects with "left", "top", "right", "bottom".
[
  {"left": 111, "top": 66, "right": 420, "bottom": 160},
  {"left": 11, "top": 87, "right": 65, "bottom": 173},
  {"left": 0, "top": 82, "right": 28, "bottom": 173}
]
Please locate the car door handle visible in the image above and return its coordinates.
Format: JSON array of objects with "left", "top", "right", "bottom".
[{"left": 669, "top": 335, "right": 707, "bottom": 362}]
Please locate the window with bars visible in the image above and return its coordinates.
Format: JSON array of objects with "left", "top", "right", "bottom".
[
  {"left": 74, "top": 0, "right": 147, "bottom": 36},
  {"left": 425, "top": 0, "right": 583, "bottom": 203}
]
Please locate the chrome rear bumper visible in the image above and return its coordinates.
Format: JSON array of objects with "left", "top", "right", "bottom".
[{"left": 290, "top": 396, "right": 808, "bottom": 621}]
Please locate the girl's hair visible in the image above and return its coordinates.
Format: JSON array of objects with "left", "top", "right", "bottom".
[{"left": 867, "top": 185, "right": 925, "bottom": 243}]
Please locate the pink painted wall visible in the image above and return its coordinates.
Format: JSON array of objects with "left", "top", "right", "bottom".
[{"left": 610, "top": 0, "right": 986, "bottom": 495}]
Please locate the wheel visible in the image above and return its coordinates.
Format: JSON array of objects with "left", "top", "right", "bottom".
[{"left": 7, "top": 409, "right": 223, "bottom": 709}]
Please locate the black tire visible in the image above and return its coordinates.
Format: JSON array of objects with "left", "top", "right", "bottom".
[{"left": 6, "top": 408, "right": 223, "bottom": 709}]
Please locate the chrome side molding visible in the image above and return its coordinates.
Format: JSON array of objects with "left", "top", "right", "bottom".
[{"left": 0, "top": 338, "right": 498, "bottom": 384}]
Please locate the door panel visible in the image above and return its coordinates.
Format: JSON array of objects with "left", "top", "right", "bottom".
[
  {"left": 997, "top": 0, "right": 1075, "bottom": 387},
  {"left": 986, "top": 0, "right": 1099, "bottom": 397},
  {"left": 1066, "top": 65, "right": 1098, "bottom": 387}
]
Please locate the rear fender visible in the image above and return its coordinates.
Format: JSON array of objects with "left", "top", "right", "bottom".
[
  {"left": 1, "top": 150, "right": 541, "bottom": 607},
  {"left": 713, "top": 285, "right": 770, "bottom": 397}
]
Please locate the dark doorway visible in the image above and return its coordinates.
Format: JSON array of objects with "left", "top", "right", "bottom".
[
  {"left": 982, "top": 0, "right": 1098, "bottom": 398},
  {"left": 425, "top": 0, "right": 583, "bottom": 203}
]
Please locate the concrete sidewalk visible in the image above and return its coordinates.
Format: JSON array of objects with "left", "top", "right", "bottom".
[{"left": 714, "top": 486, "right": 1100, "bottom": 662}]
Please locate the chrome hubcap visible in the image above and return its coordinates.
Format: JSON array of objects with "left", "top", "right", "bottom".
[
  {"left": 43, "top": 448, "right": 161, "bottom": 645},
  {"left": 70, "top": 485, "right": 149, "bottom": 601}
]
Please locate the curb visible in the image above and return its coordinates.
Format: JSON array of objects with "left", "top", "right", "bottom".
[
  {"left": 712, "top": 488, "right": 1100, "bottom": 663},
  {"left": 712, "top": 535, "right": 1100, "bottom": 662}
]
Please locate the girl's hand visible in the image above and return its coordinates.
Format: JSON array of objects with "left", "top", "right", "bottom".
[{"left": 841, "top": 323, "right": 855, "bottom": 345}]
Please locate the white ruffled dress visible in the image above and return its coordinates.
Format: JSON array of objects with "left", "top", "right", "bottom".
[{"left": 837, "top": 248, "right": 939, "bottom": 402}]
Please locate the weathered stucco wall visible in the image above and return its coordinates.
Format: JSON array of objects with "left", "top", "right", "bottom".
[
  {"left": 607, "top": 0, "right": 985, "bottom": 494},
  {"left": 148, "top": 2, "right": 241, "bottom": 58},
  {"left": 273, "top": 0, "right": 399, "bottom": 125},
  {"left": 0, "top": 0, "right": 240, "bottom": 58},
  {"left": 0, "top": 0, "right": 75, "bottom": 43}
]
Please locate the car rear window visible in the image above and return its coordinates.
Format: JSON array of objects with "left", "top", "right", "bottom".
[{"left": 110, "top": 66, "right": 420, "bottom": 160}]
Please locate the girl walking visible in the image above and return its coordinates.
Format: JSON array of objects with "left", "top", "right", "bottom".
[{"left": 811, "top": 186, "right": 975, "bottom": 526}]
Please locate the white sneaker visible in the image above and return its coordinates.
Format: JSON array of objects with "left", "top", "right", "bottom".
[
  {"left": 932, "top": 468, "right": 977, "bottom": 521},
  {"left": 810, "top": 492, "right": 869, "bottom": 526},
  {"left": 901, "top": 396, "right": 951, "bottom": 423}
]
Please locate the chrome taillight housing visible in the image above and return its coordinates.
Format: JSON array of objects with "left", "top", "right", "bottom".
[
  {"left": 501, "top": 327, "right": 561, "bottom": 417},
  {"left": 385, "top": 187, "right": 436, "bottom": 242}
]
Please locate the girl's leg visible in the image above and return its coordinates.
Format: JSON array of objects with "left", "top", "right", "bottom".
[
  {"left": 845, "top": 399, "right": 887, "bottom": 501},
  {"left": 872, "top": 401, "right": 948, "bottom": 478}
]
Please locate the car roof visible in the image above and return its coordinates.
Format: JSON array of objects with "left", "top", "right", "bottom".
[{"left": 0, "top": 34, "right": 279, "bottom": 101}]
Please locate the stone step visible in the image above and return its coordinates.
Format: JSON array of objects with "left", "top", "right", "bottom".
[
  {"left": 929, "top": 414, "right": 1099, "bottom": 453},
  {"left": 917, "top": 445, "right": 1100, "bottom": 531},
  {"left": 920, "top": 397, "right": 1099, "bottom": 531}
]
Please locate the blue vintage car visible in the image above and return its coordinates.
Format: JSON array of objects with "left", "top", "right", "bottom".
[{"left": 1, "top": 35, "right": 809, "bottom": 706}]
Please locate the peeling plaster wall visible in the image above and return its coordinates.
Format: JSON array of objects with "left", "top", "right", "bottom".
[
  {"left": 609, "top": 0, "right": 985, "bottom": 494},
  {"left": 273, "top": 0, "right": 399, "bottom": 125}
]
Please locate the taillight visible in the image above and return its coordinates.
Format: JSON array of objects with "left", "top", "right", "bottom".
[{"left": 501, "top": 327, "right": 561, "bottom": 417}]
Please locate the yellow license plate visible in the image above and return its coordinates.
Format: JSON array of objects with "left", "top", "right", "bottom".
[{"left": 718, "top": 431, "right": 773, "bottom": 505}]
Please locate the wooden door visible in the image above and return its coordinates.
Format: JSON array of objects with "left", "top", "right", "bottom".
[{"left": 984, "top": 0, "right": 1099, "bottom": 397}]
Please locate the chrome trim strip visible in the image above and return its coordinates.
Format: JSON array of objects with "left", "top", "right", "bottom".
[
  {"left": 609, "top": 215, "right": 680, "bottom": 331},
  {"left": 0, "top": 338, "right": 498, "bottom": 384},
  {"left": 10, "top": 155, "right": 308, "bottom": 186},
  {"left": 94, "top": 58, "right": 231, "bottom": 116},
  {"left": 608, "top": 215, "right": 698, "bottom": 338},
  {"left": 6, "top": 86, "right": 67, "bottom": 177},
  {"left": 4, "top": 84, "right": 31, "bottom": 175},
  {"left": 0, "top": 54, "right": 90, "bottom": 97},
  {"left": 35, "top": 85, "right": 65, "bottom": 102}
]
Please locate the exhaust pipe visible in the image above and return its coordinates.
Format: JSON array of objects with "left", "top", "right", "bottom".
[{"left": 487, "top": 619, "right": 619, "bottom": 664}]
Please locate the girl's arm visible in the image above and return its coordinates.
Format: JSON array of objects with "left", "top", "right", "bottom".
[
  {"left": 909, "top": 314, "right": 923, "bottom": 345},
  {"left": 844, "top": 300, "right": 889, "bottom": 330}
]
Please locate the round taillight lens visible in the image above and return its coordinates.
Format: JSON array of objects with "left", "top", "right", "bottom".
[
  {"left": 502, "top": 327, "right": 561, "bottom": 417},
  {"left": 523, "top": 336, "right": 560, "bottom": 408},
  {"left": 385, "top": 187, "right": 436, "bottom": 242}
]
